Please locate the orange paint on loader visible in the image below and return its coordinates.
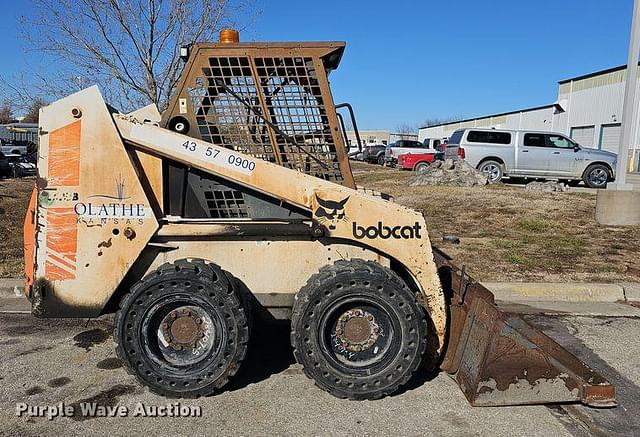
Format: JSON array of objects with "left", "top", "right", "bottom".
[
  {"left": 45, "top": 208, "right": 78, "bottom": 280},
  {"left": 48, "top": 120, "right": 81, "bottom": 186},
  {"left": 23, "top": 186, "right": 38, "bottom": 295}
]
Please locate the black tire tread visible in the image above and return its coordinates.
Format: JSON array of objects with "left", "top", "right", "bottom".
[
  {"left": 114, "top": 258, "right": 250, "bottom": 398},
  {"left": 582, "top": 163, "right": 611, "bottom": 189},
  {"left": 291, "top": 259, "right": 428, "bottom": 400}
]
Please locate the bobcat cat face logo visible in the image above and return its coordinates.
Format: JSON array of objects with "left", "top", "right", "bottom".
[{"left": 315, "top": 195, "right": 349, "bottom": 230}]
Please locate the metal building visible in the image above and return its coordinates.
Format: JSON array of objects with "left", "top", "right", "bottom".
[
  {"left": 0, "top": 123, "right": 39, "bottom": 145},
  {"left": 418, "top": 104, "right": 562, "bottom": 142},
  {"left": 344, "top": 130, "right": 418, "bottom": 148},
  {"left": 419, "top": 64, "right": 640, "bottom": 170}
]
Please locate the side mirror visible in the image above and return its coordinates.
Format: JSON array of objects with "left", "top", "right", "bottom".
[{"left": 573, "top": 145, "right": 581, "bottom": 152}]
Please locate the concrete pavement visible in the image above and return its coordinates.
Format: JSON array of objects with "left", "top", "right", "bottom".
[
  {"left": 0, "top": 313, "right": 575, "bottom": 437},
  {"left": 1, "top": 280, "right": 639, "bottom": 436}
]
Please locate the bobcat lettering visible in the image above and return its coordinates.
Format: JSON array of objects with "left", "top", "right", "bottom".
[{"left": 352, "top": 221, "right": 422, "bottom": 240}]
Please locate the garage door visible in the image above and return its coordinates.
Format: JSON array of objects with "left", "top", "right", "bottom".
[
  {"left": 570, "top": 126, "right": 595, "bottom": 147},
  {"left": 599, "top": 124, "right": 621, "bottom": 153}
]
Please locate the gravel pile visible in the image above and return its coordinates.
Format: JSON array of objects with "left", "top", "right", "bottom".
[{"left": 408, "top": 159, "right": 489, "bottom": 187}]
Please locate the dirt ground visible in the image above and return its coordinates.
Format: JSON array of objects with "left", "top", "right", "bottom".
[
  {"left": 0, "top": 177, "right": 33, "bottom": 278},
  {"left": 1, "top": 166, "right": 639, "bottom": 283},
  {"left": 351, "top": 161, "right": 640, "bottom": 282}
]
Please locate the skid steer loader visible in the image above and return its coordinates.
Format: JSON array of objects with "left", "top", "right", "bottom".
[{"left": 23, "top": 30, "right": 616, "bottom": 406}]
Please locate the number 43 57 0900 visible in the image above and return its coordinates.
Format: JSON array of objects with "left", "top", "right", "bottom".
[
  {"left": 182, "top": 140, "right": 219, "bottom": 158},
  {"left": 182, "top": 140, "right": 256, "bottom": 172}
]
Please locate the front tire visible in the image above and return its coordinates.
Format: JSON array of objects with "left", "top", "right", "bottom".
[
  {"left": 291, "top": 260, "right": 428, "bottom": 400},
  {"left": 478, "top": 160, "right": 504, "bottom": 183},
  {"left": 583, "top": 164, "right": 611, "bottom": 189},
  {"left": 377, "top": 155, "right": 386, "bottom": 166},
  {"left": 115, "top": 259, "right": 250, "bottom": 398}
]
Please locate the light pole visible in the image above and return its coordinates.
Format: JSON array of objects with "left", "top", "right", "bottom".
[
  {"left": 615, "top": 0, "right": 640, "bottom": 186},
  {"left": 596, "top": 0, "right": 640, "bottom": 225}
]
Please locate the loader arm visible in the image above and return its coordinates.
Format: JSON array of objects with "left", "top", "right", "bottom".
[{"left": 113, "top": 114, "right": 448, "bottom": 350}]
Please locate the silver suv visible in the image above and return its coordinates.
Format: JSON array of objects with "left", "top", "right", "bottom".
[{"left": 446, "top": 128, "right": 617, "bottom": 188}]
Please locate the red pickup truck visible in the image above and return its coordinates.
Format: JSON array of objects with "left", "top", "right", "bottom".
[
  {"left": 398, "top": 151, "right": 442, "bottom": 172},
  {"left": 399, "top": 147, "right": 464, "bottom": 171}
]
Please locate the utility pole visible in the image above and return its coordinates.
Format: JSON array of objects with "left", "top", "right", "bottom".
[
  {"left": 596, "top": 0, "right": 640, "bottom": 225},
  {"left": 616, "top": 0, "right": 640, "bottom": 185}
]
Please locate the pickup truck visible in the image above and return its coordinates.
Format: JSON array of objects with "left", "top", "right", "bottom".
[
  {"left": 398, "top": 150, "right": 446, "bottom": 171},
  {"left": 446, "top": 128, "right": 617, "bottom": 188},
  {"left": 0, "top": 143, "right": 27, "bottom": 155},
  {"left": 362, "top": 144, "right": 387, "bottom": 165},
  {"left": 385, "top": 140, "right": 432, "bottom": 166}
]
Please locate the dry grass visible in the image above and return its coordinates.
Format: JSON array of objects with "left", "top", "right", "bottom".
[
  {"left": 352, "top": 161, "right": 640, "bottom": 282},
  {"left": 1, "top": 165, "right": 639, "bottom": 283},
  {"left": 0, "top": 178, "right": 34, "bottom": 277}
]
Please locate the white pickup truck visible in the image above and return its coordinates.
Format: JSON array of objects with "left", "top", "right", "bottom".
[
  {"left": 0, "top": 143, "right": 27, "bottom": 155},
  {"left": 446, "top": 128, "right": 618, "bottom": 188}
]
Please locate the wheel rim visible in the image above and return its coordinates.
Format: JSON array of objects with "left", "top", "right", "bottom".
[
  {"left": 416, "top": 163, "right": 429, "bottom": 172},
  {"left": 318, "top": 295, "right": 400, "bottom": 373},
  {"left": 481, "top": 163, "right": 500, "bottom": 181},
  {"left": 589, "top": 168, "right": 607, "bottom": 186},
  {"left": 141, "top": 296, "right": 222, "bottom": 368}
]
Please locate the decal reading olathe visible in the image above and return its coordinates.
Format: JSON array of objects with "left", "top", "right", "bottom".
[
  {"left": 75, "top": 176, "right": 150, "bottom": 224},
  {"left": 130, "top": 125, "right": 255, "bottom": 176}
]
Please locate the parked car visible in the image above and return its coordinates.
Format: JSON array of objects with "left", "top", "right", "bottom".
[
  {"left": 445, "top": 128, "right": 617, "bottom": 188},
  {"left": 0, "top": 142, "right": 27, "bottom": 156},
  {"left": 362, "top": 144, "right": 387, "bottom": 165},
  {"left": 398, "top": 150, "right": 445, "bottom": 172},
  {"left": 385, "top": 140, "right": 431, "bottom": 166},
  {"left": 6, "top": 153, "right": 37, "bottom": 177},
  {"left": 0, "top": 152, "right": 12, "bottom": 178}
]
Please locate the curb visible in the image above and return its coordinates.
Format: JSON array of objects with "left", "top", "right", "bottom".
[
  {"left": 481, "top": 282, "right": 626, "bottom": 303},
  {"left": 0, "top": 278, "right": 23, "bottom": 298},
  {"left": 1, "top": 278, "right": 638, "bottom": 302},
  {"left": 621, "top": 282, "right": 640, "bottom": 301}
]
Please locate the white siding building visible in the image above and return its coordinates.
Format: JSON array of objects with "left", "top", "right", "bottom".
[
  {"left": 345, "top": 130, "right": 418, "bottom": 148},
  {"left": 418, "top": 105, "right": 561, "bottom": 142},
  {"left": 419, "top": 64, "right": 640, "bottom": 171}
]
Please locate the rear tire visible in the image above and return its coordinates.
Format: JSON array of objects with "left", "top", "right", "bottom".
[
  {"left": 478, "top": 160, "right": 504, "bottom": 183},
  {"left": 414, "top": 162, "right": 430, "bottom": 172},
  {"left": 291, "top": 259, "right": 428, "bottom": 400},
  {"left": 583, "top": 164, "right": 610, "bottom": 189},
  {"left": 115, "top": 259, "right": 250, "bottom": 398}
]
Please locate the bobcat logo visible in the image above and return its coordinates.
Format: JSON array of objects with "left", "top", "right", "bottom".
[{"left": 315, "top": 195, "right": 349, "bottom": 230}]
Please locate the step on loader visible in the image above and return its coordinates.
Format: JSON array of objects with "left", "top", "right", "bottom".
[{"left": 23, "top": 30, "right": 616, "bottom": 406}]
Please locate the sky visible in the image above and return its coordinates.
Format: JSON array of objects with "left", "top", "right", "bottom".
[{"left": 0, "top": 0, "right": 635, "bottom": 130}]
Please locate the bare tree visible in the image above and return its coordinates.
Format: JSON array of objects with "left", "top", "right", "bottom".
[
  {"left": 0, "top": 101, "right": 15, "bottom": 124},
  {"left": 23, "top": 0, "right": 253, "bottom": 111},
  {"left": 394, "top": 123, "right": 417, "bottom": 135},
  {"left": 22, "top": 97, "right": 48, "bottom": 123},
  {"left": 421, "top": 116, "right": 463, "bottom": 128}
]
